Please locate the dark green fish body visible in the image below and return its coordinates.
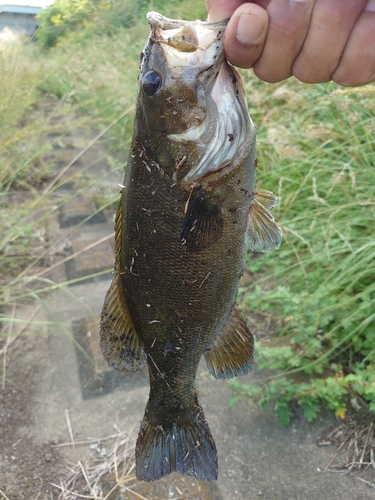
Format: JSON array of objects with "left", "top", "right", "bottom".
[{"left": 100, "top": 11, "right": 281, "bottom": 482}]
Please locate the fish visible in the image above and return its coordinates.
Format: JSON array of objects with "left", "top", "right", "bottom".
[{"left": 100, "top": 11, "right": 282, "bottom": 482}]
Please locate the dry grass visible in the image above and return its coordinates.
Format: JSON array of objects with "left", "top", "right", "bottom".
[
  {"left": 51, "top": 427, "right": 142, "bottom": 500},
  {"left": 318, "top": 417, "right": 375, "bottom": 474}
]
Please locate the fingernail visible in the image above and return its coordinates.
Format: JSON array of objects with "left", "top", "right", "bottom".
[
  {"left": 237, "top": 14, "right": 264, "bottom": 45},
  {"left": 365, "top": 0, "right": 375, "bottom": 11}
]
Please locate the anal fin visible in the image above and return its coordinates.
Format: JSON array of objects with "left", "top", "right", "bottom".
[
  {"left": 100, "top": 201, "right": 146, "bottom": 371},
  {"left": 248, "top": 189, "right": 282, "bottom": 252},
  {"left": 204, "top": 308, "right": 254, "bottom": 379},
  {"left": 100, "top": 273, "right": 146, "bottom": 371}
]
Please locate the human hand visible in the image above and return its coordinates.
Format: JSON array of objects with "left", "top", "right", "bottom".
[{"left": 206, "top": 0, "right": 375, "bottom": 86}]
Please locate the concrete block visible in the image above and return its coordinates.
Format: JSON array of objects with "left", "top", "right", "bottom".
[
  {"left": 72, "top": 317, "right": 147, "bottom": 399},
  {"left": 65, "top": 237, "right": 114, "bottom": 283},
  {"left": 59, "top": 196, "right": 106, "bottom": 227}
]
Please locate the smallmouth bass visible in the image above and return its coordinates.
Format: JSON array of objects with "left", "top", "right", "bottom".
[{"left": 100, "top": 11, "right": 281, "bottom": 482}]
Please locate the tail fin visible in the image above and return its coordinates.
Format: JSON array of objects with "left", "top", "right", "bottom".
[{"left": 135, "top": 399, "right": 218, "bottom": 482}]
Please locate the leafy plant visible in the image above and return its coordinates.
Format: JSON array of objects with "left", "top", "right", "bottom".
[{"left": 36, "top": 0, "right": 138, "bottom": 47}]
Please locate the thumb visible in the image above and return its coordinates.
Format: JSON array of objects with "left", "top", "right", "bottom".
[{"left": 223, "top": 3, "right": 269, "bottom": 69}]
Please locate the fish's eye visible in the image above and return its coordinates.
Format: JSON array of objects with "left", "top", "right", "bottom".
[{"left": 142, "top": 71, "right": 162, "bottom": 96}]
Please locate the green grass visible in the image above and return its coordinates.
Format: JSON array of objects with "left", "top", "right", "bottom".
[
  {"left": 1, "top": 0, "right": 374, "bottom": 424},
  {"left": 231, "top": 77, "right": 375, "bottom": 423}
]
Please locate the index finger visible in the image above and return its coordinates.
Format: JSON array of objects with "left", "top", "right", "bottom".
[{"left": 206, "top": 0, "right": 245, "bottom": 22}]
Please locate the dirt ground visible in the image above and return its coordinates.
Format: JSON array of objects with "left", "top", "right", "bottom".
[{"left": 0, "top": 335, "right": 64, "bottom": 499}]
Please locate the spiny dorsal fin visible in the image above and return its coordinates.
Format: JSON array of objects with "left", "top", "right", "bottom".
[
  {"left": 100, "top": 202, "right": 146, "bottom": 372},
  {"left": 247, "top": 190, "right": 282, "bottom": 252},
  {"left": 204, "top": 307, "right": 254, "bottom": 379},
  {"left": 180, "top": 191, "right": 223, "bottom": 250},
  {"left": 114, "top": 198, "right": 122, "bottom": 255}
]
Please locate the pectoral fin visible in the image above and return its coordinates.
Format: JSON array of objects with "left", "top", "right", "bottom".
[
  {"left": 100, "top": 202, "right": 146, "bottom": 371},
  {"left": 247, "top": 189, "right": 282, "bottom": 252},
  {"left": 180, "top": 191, "right": 223, "bottom": 249},
  {"left": 204, "top": 307, "right": 254, "bottom": 379}
]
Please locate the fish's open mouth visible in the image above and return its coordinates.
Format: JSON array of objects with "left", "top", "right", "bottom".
[
  {"left": 147, "top": 11, "right": 227, "bottom": 53},
  {"left": 146, "top": 11, "right": 226, "bottom": 93},
  {"left": 145, "top": 12, "right": 251, "bottom": 185}
]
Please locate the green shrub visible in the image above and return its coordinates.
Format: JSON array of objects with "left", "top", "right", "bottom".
[
  {"left": 36, "top": 0, "right": 142, "bottom": 47},
  {"left": 36, "top": 0, "right": 207, "bottom": 48}
]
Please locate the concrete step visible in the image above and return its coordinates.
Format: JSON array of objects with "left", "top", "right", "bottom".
[
  {"left": 58, "top": 196, "right": 107, "bottom": 227},
  {"left": 72, "top": 316, "right": 148, "bottom": 400},
  {"left": 64, "top": 233, "right": 114, "bottom": 284}
]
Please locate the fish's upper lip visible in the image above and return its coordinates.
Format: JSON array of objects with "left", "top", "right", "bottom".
[{"left": 147, "top": 11, "right": 227, "bottom": 30}]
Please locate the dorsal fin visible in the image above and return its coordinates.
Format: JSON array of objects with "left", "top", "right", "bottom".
[
  {"left": 204, "top": 307, "right": 254, "bottom": 379},
  {"left": 247, "top": 190, "right": 282, "bottom": 253},
  {"left": 100, "top": 202, "right": 146, "bottom": 372},
  {"left": 254, "top": 189, "right": 278, "bottom": 210}
]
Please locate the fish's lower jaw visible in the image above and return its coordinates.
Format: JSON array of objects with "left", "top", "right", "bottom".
[{"left": 135, "top": 400, "right": 218, "bottom": 482}]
